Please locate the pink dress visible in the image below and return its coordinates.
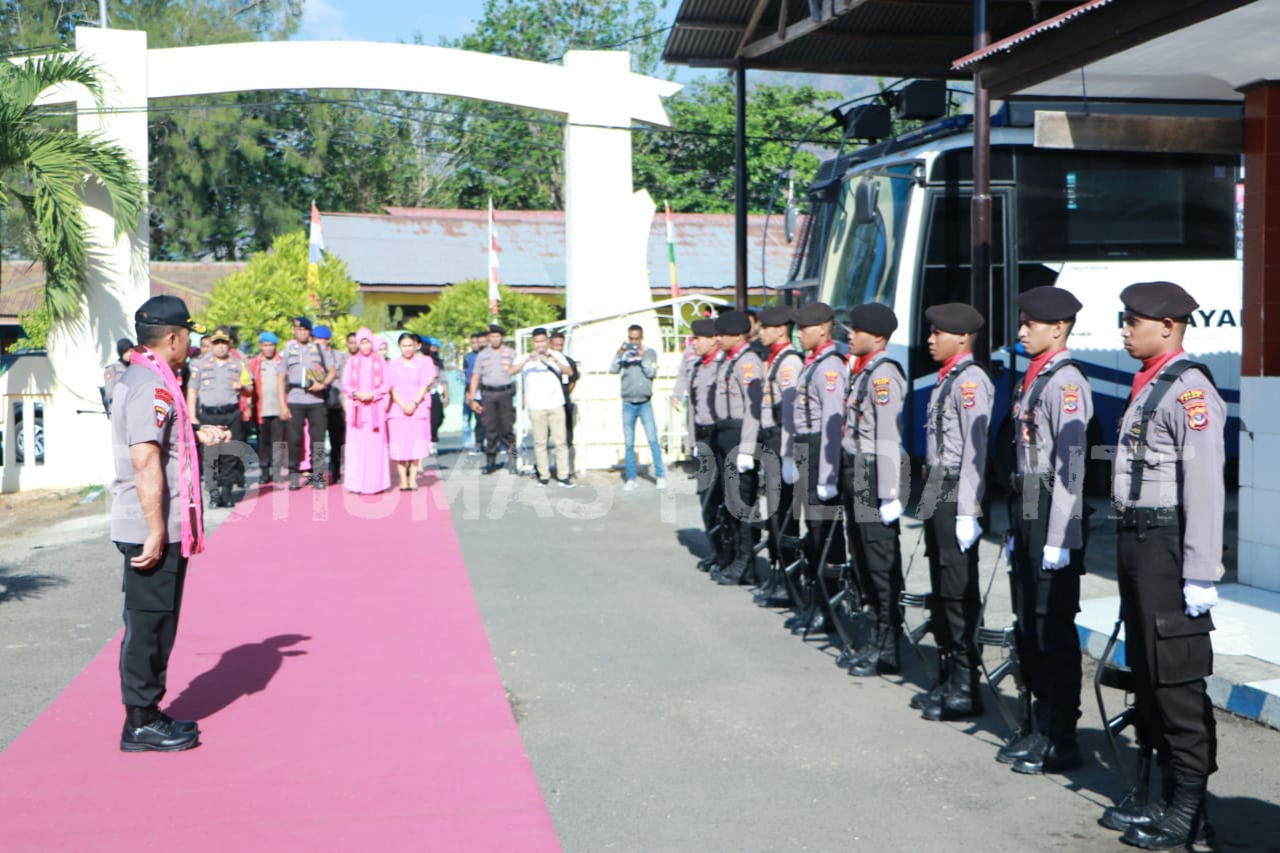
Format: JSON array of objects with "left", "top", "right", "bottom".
[
  {"left": 386, "top": 354, "right": 437, "bottom": 462},
  {"left": 342, "top": 347, "right": 391, "bottom": 494}
]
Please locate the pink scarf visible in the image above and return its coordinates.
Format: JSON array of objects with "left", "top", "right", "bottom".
[
  {"left": 344, "top": 328, "right": 387, "bottom": 430},
  {"left": 130, "top": 345, "right": 204, "bottom": 557}
]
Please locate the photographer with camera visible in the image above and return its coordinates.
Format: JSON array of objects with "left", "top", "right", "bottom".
[
  {"left": 609, "top": 324, "right": 666, "bottom": 491},
  {"left": 511, "top": 328, "right": 574, "bottom": 486}
]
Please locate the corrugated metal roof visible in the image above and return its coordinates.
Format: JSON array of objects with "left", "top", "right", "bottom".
[
  {"left": 952, "top": 0, "right": 1114, "bottom": 70},
  {"left": 322, "top": 208, "right": 799, "bottom": 292},
  {"left": 1, "top": 261, "right": 247, "bottom": 321}
]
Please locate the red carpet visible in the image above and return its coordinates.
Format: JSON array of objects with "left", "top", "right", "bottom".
[{"left": 0, "top": 480, "right": 559, "bottom": 852}]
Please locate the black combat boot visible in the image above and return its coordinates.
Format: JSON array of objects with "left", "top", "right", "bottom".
[
  {"left": 482, "top": 454, "right": 498, "bottom": 475},
  {"left": 1121, "top": 773, "right": 1207, "bottom": 850},
  {"left": 876, "top": 623, "right": 901, "bottom": 674},
  {"left": 910, "top": 652, "right": 951, "bottom": 710},
  {"left": 1102, "top": 752, "right": 1166, "bottom": 832},
  {"left": 845, "top": 623, "right": 881, "bottom": 676},
  {"left": 289, "top": 472, "right": 302, "bottom": 490},
  {"left": 921, "top": 662, "right": 984, "bottom": 721},
  {"left": 1014, "top": 710, "right": 1082, "bottom": 774},
  {"left": 997, "top": 701, "right": 1049, "bottom": 765},
  {"left": 717, "top": 556, "right": 751, "bottom": 586},
  {"left": 121, "top": 705, "right": 199, "bottom": 753}
]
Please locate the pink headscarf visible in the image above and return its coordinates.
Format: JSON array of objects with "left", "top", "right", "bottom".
[
  {"left": 344, "top": 327, "right": 387, "bottom": 430},
  {"left": 129, "top": 345, "right": 204, "bottom": 557}
]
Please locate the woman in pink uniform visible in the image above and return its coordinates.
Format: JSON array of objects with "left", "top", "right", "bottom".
[
  {"left": 387, "top": 332, "right": 437, "bottom": 490},
  {"left": 341, "top": 328, "right": 391, "bottom": 494}
]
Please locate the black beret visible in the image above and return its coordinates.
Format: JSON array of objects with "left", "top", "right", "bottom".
[
  {"left": 136, "top": 295, "right": 203, "bottom": 333},
  {"left": 847, "top": 302, "right": 898, "bottom": 337},
  {"left": 691, "top": 318, "right": 718, "bottom": 337},
  {"left": 1017, "top": 286, "right": 1082, "bottom": 322},
  {"left": 757, "top": 305, "right": 793, "bottom": 327},
  {"left": 1120, "top": 281, "right": 1199, "bottom": 320},
  {"left": 715, "top": 310, "right": 751, "bottom": 335},
  {"left": 925, "top": 302, "right": 984, "bottom": 334},
  {"left": 488, "top": 324, "right": 505, "bottom": 335},
  {"left": 792, "top": 302, "right": 835, "bottom": 327},
  {"left": 292, "top": 316, "right": 312, "bottom": 330}
]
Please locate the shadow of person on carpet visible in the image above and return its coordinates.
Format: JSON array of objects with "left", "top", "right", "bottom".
[{"left": 164, "top": 634, "right": 310, "bottom": 720}]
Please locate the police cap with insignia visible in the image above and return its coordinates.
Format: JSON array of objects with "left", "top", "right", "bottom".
[
  {"left": 792, "top": 302, "right": 835, "bottom": 328},
  {"left": 758, "top": 305, "right": 793, "bottom": 327},
  {"left": 715, "top": 310, "right": 751, "bottom": 335},
  {"left": 1120, "top": 281, "right": 1199, "bottom": 321},
  {"left": 135, "top": 295, "right": 204, "bottom": 333},
  {"left": 847, "top": 302, "right": 898, "bottom": 337},
  {"left": 1017, "top": 286, "right": 1082, "bottom": 322},
  {"left": 207, "top": 326, "right": 232, "bottom": 344},
  {"left": 488, "top": 324, "right": 505, "bottom": 335},
  {"left": 925, "top": 302, "right": 984, "bottom": 334},
  {"left": 691, "top": 318, "right": 718, "bottom": 337}
]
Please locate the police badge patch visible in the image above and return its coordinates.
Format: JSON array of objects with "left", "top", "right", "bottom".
[
  {"left": 873, "top": 376, "right": 892, "bottom": 405},
  {"left": 960, "top": 381, "right": 978, "bottom": 409},
  {"left": 1061, "top": 383, "right": 1080, "bottom": 414},
  {"left": 154, "top": 388, "right": 173, "bottom": 427},
  {"left": 1179, "top": 388, "right": 1209, "bottom": 431},
  {"left": 779, "top": 366, "right": 795, "bottom": 386},
  {"left": 740, "top": 361, "right": 758, "bottom": 383},
  {"left": 824, "top": 370, "right": 840, "bottom": 392}
]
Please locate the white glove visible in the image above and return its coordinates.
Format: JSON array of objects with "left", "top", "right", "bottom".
[
  {"left": 1184, "top": 579, "right": 1219, "bottom": 617},
  {"left": 955, "top": 515, "right": 982, "bottom": 552},
  {"left": 1042, "top": 546, "right": 1071, "bottom": 571},
  {"left": 817, "top": 484, "right": 837, "bottom": 502},
  {"left": 736, "top": 453, "right": 755, "bottom": 474},
  {"left": 781, "top": 458, "right": 798, "bottom": 485},
  {"left": 1004, "top": 536, "right": 1015, "bottom": 564},
  {"left": 691, "top": 444, "right": 701, "bottom": 459},
  {"left": 879, "top": 499, "right": 902, "bottom": 525}
]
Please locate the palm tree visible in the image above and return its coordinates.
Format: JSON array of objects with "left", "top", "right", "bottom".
[{"left": 0, "top": 53, "right": 145, "bottom": 320}]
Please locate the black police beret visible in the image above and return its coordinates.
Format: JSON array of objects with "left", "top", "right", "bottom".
[
  {"left": 925, "top": 302, "right": 985, "bottom": 335},
  {"left": 758, "top": 305, "right": 793, "bottom": 327},
  {"left": 715, "top": 310, "right": 751, "bottom": 335},
  {"left": 488, "top": 324, "right": 505, "bottom": 335},
  {"left": 792, "top": 302, "right": 835, "bottom": 327},
  {"left": 847, "top": 302, "right": 898, "bottom": 337},
  {"left": 1017, "top": 286, "right": 1082, "bottom": 322},
  {"left": 691, "top": 318, "right": 718, "bottom": 337},
  {"left": 1120, "top": 281, "right": 1199, "bottom": 320},
  {"left": 292, "top": 316, "right": 312, "bottom": 331},
  {"left": 135, "top": 295, "right": 203, "bottom": 333}
]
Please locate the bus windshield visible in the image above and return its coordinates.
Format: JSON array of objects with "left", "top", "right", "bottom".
[{"left": 817, "top": 164, "right": 916, "bottom": 312}]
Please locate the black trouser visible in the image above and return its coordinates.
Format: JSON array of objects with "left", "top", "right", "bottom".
[
  {"left": 431, "top": 393, "right": 445, "bottom": 440},
  {"left": 257, "top": 416, "right": 286, "bottom": 481},
  {"left": 695, "top": 426, "right": 729, "bottom": 565},
  {"left": 1011, "top": 477, "right": 1083, "bottom": 723},
  {"left": 1117, "top": 522, "right": 1217, "bottom": 778},
  {"left": 198, "top": 406, "right": 245, "bottom": 488},
  {"left": 843, "top": 452, "right": 903, "bottom": 631},
  {"left": 921, "top": 472, "right": 981, "bottom": 669},
  {"left": 115, "top": 542, "right": 188, "bottom": 709},
  {"left": 797, "top": 434, "right": 846, "bottom": 584},
  {"left": 481, "top": 386, "right": 516, "bottom": 455},
  {"left": 287, "top": 403, "right": 328, "bottom": 476},
  {"left": 716, "top": 420, "right": 759, "bottom": 566},
  {"left": 326, "top": 406, "right": 346, "bottom": 479},
  {"left": 564, "top": 401, "right": 575, "bottom": 447},
  {"left": 761, "top": 427, "right": 800, "bottom": 568}
]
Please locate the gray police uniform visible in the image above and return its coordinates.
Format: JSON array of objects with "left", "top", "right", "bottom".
[
  {"left": 1113, "top": 354, "right": 1224, "bottom": 780},
  {"left": 923, "top": 352, "right": 992, "bottom": 674},
  {"left": 104, "top": 360, "right": 129, "bottom": 415},
  {"left": 792, "top": 342, "right": 848, "bottom": 574},
  {"left": 190, "top": 354, "right": 246, "bottom": 490},
  {"left": 110, "top": 362, "right": 193, "bottom": 711},
  {"left": 761, "top": 344, "right": 803, "bottom": 571},
  {"left": 691, "top": 350, "right": 728, "bottom": 566},
  {"left": 284, "top": 339, "right": 333, "bottom": 480},
  {"left": 326, "top": 348, "right": 349, "bottom": 481},
  {"left": 474, "top": 345, "right": 517, "bottom": 460},
  {"left": 1010, "top": 350, "right": 1092, "bottom": 738},
  {"left": 714, "top": 343, "right": 765, "bottom": 577},
  {"left": 842, "top": 351, "right": 907, "bottom": 647}
]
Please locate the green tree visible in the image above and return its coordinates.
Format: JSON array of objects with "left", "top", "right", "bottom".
[
  {"left": 195, "top": 231, "right": 359, "bottom": 343},
  {"left": 405, "top": 279, "right": 558, "bottom": 351},
  {"left": 0, "top": 54, "right": 145, "bottom": 319},
  {"left": 633, "top": 78, "right": 840, "bottom": 215},
  {"left": 5, "top": 302, "right": 52, "bottom": 353}
]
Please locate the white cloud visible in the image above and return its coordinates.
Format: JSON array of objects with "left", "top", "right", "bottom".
[{"left": 297, "top": 0, "right": 351, "bottom": 41}]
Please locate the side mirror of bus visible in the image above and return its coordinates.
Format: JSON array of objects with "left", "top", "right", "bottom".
[
  {"left": 853, "top": 178, "right": 879, "bottom": 225},
  {"left": 784, "top": 203, "right": 799, "bottom": 243}
]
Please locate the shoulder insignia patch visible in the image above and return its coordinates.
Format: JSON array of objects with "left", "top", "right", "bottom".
[
  {"left": 960, "top": 381, "right": 978, "bottom": 410},
  {"left": 740, "top": 361, "right": 757, "bottom": 383},
  {"left": 1179, "top": 388, "right": 1209, "bottom": 431},
  {"left": 154, "top": 387, "right": 173, "bottom": 428},
  {"left": 779, "top": 366, "right": 795, "bottom": 387},
  {"left": 1061, "top": 383, "right": 1080, "bottom": 414},
  {"left": 873, "top": 376, "right": 892, "bottom": 405},
  {"left": 823, "top": 370, "right": 840, "bottom": 392}
]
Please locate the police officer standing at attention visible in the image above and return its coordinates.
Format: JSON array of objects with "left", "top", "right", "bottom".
[
  {"left": 687, "top": 318, "right": 727, "bottom": 572},
  {"left": 1001, "top": 286, "right": 1092, "bottom": 774},
  {"left": 1108, "top": 282, "right": 1223, "bottom": 850},
  {"left": 111, "top": 295, "right": 229, "bottom": 752},
  {"left": 755, "top": 306, "right": 803, "bottom": 604},
  {"left": 103, "top": 337, "right": 134, "bottom": 416},
  {"left": 713, "top": 310, "right": 765, "bottom": 586},
  {"left": 284, "top": 316, "right": 337, "bottom": 490},
  {"left": 787, "top": 302, "right": 847, "bottom": 635},
  {"left": 841, "top": 303, "right": 907, "bottom": 677},
  {"left": 313, "top": 325, "right": 347, "bottom": 485},
  {"left": 916, "top": 303, "right": 992, "bottom": 722},
  {"left": 467, "top": 324, "right": 518, "bottom": 474},
  {"left": 187, "top": 327, "right": 247, "bottom": 508}
]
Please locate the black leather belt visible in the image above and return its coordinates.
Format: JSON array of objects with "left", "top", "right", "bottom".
[
  {"left": 480, "top": 383, "right": 514, "bottom": 393},
  {"left": 1118, "top": 506, "right": 1180, "bottom": 530},
  {"left": 695, "top": 424, "right": 716, "bottom": 439},
  {"left": 199, "top": 403, "right": 239, "bottom": 415},
  {"left": 759, "top": 426, "right": 780, "bottom": 440}
]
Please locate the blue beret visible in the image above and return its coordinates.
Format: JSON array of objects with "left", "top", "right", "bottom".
[
  {"left": 311, "top": 325, "right": 332, "bottom": 339},
  {"left": 258, "top": 331, "right": 278, "bottom": 344}
]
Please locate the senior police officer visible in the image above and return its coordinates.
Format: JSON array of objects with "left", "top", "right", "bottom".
[
  {"left": 1000, "top": 286, "right": 1092, "bottom": 774},
  {"left": 755, "top": 305, "right": 803, "bottom": 605},
  {"left": 111, "top": 295, "right": 228, "bottom": 751},
  {"left": 712, "top": 310, "right": 766, "bottom": 586},
  {"left": 284, "top": 316, "right": 337, "bottom": 490},
  {"left": 786, "top": 302, "right": 847, "bottom": 636},
  {"left": 467, "top": 324, "right": 518, "bottom": 474},
  {"left": 187, "top": 326, "right": 247, "bottom": 507},
  {"left": 916, "top": 302, "right": 992, "bottom": 722},
  {"left": 841, "top": 302, "right": 907, "bottom": 677},
  {"left": 1107, "top": 282, "right": 1224, "bottom": 850},
  {"left": 686, "top": 318, "right": 728, "bottom": 572}
]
